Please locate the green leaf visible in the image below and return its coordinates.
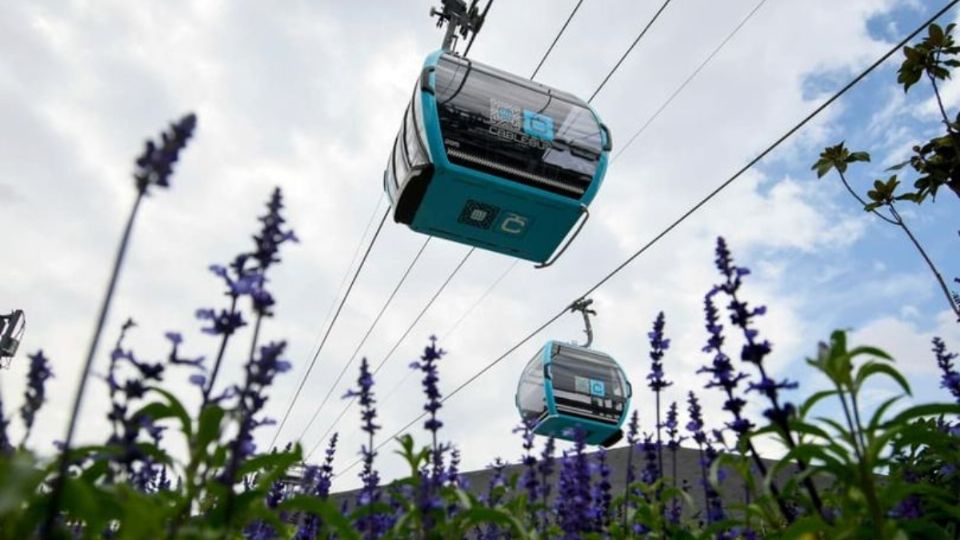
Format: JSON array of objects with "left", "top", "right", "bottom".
[
  {"left": 848, "top": 151, "right": 871, "bottom": 163},
  {"left": 931, "top": 23, "right": 945, "bottom": 43},
  {"left": 238, "top": 446, "right": 302, "bottom": 479},
  {"left": 888, "top": 403, "right": 960, "bottom": 426},
  {"left": 799, "top": 389, "right": 838, "bottom": 418},
  {"left": 781, "top": 516, "right": 830, "bottom": 539},
  {"left": 854, "top": 361, "right": 912, "bottom": 396},
  {"left": 866, "top": 395, "right": 904, "bottom": 433},
  {"left": 196, "top": 404, "right": 225, "bottom": 451},
  {"left": 147, "top": 387, "right": 193, "bottom": 440}
]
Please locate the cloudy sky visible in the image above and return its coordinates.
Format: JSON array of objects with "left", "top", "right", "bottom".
[{"left": 1, "top": 0, "right": 959, "bottom": 491}]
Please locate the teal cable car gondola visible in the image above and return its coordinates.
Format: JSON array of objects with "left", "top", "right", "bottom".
[
  {"left": 383, "top": 50, "right": 611, "bottom": 265},
  {"left": 515, "top": 340, "right": 631, "bottom": 447}
]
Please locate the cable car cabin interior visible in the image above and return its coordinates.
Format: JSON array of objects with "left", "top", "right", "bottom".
[
  {"left": 515, "top": 341, "right": 631, "bottom": 447},
  {"left": 384, "top": 50, "right": 611, "bottom": 264}
]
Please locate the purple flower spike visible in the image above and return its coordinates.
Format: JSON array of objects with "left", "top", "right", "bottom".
[
  {"left": 252, "top": 187, "right": 298, "bottom": 275},
  {"left": 409, "top": 337, "right": 446, "bottom": 444},
  {"left": 134, "top": 113, "right": 197, "bottom": 194},
  {"left": 713, "top": 237, "right": 798, "bottom": 430},
  {"left": 933, "top": 337, "right": 960, "bottom": 403},
  {"left": 346, "top": 357, "right": 384, "bottom": 539},
  {"left": 554, "top": 428, "right": 594, "bottom": 536},
  {"left": 647, "top": 311, "right": 673, "bottom": 392},
  {"left": 21, "top": 350, "right": 54, "bottom": 441},
  {"left": 0, "top": 396, "right": 11, "bottom": 454}
]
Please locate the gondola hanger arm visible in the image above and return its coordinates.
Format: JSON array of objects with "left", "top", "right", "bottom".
[{"left": 568, "top": 298, "right": 596, "bottom": 348}]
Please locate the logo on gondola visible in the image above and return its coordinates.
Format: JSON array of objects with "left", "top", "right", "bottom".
[
  {"left": 458, "top": 200, "right": 500, "bottom": 230},
  {"left": 499, "top": 213, "right": 528, "bottom": 235},
  {"left": 575, "top": 376, "right": 605, "bottom": 396},
  {"left": 488, "top": 98, "right": 552, "bottom": 150},
  {"left": 523, "top": 111, "right": 554, "bottom": 142}
]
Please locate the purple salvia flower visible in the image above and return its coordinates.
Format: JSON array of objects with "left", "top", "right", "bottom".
[
  {"left": 223, "top": 341, "right": 290, "bottom": 491},
  {"left": 554, "top": 428, "right": 594, "bottom": 536},
  {"left": 446, "top": 446, "right": 462, "bottom": 488},
  {"left": 296, "top": 434, "right": 338, "bottom": 540},
  {"left": 0, "top": 394, "right": 11, "bottom": 455},
  {"left": 514, "top": 421, "right": 539, "bottom": 519},
  {"left": 133, "top": 113, "right": 197, "bottom": 193},
  {"left": 664, "top": 401, "right": 685, "bottom": 524},
  {"left": 714, "top": 237, "right": 797, "bottom": 428},
  {"left": 647, "top": 311, "right": 672, "bottom": 489},
  {"left": 195, "top": 308, "right": 246, "bottom": 336},
  {"left": 409, "top": 336, "right": 446, "bottom": 480},
  {"left": 536, "top": 437, "right": 555, "bottom": 534},
  {"left": 702, "top": 439, "right": 726, "bottom": 525},
  {"left": 640, "top": 433, "right": 659, "bottom": 485},
  {"left": 698, "top": 289, "right": 752, "bottom": 436},
  {"left": 344, "top": 357, "right": 383, "bottom": 539},
  {"left": 317, "top": 432, "right": 338, "bottom": 499},
  {"left": 664, "top": 401, "right": 685, "bottom": 452},
  {"left": 252, "top": 187, "right": 299, "bottom": 274},
  {"left": 933, "top": 337, "right": 960, "bottom": 403},
  {"left": 591, "top": 446, "right": 612, "bottom": 530},
  {"left": 647, "top": 311, "right": 672, "bottom": 392},
  {"left": 621, "top": 410, "right": 640, "bottom": 530},
  {"left": 20, "top": 350, "right": 53, "bottom": 445},
  {"left": 482, "top": 458, "right": 508, "bottom": 540},
  {"left": 686, "top": 392, "right": 713, "bottom": 522},
  {"left": 165, "top": 331, "right": 205, "bottom": 368}
]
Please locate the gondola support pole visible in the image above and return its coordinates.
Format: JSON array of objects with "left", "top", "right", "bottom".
[
  {"left": 569, "top": 298, "right": 596, "bottom": 348},
  {"left": 430, "top": 0, "right": 487, "bottom": 53}
]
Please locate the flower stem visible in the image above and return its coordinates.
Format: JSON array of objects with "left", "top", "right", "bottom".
[
  {"left": 202, "top": 295, "right": 239, "bottom": 406},
  {"left": 888, "top": 203, "right": 960, "bottom": 318},
  {"left": 223, "top": 312, "right": 264, "bottom": 531},
  {"left": 850, "top": 387, "right": 885, "bottom": 535},
  {"left": 836, "top": 170, "right": 897, "bottom": 225},
  {"left": 43, "top": 189, "right": 144, "bottom": 536},
  {"left": 927, "top": 73, "right": 960, "bottom": 198}
]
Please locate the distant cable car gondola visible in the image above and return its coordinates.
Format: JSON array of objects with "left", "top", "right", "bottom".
[
  {"left": 383, "top": 4, "right": 611, "bottom": 266},
  {"left": 515, "top": 300, "right": 631, "bottom": 446},
  {"left": 0, "top": 309, "right": 25, "bottom": 368}
]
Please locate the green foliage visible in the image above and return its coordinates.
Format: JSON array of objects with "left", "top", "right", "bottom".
[
  {"left": 897, "top": 23, "right": 960, "bottom": 92},
  {"left": 811, "top": 142, "right": 870, "bottom": 178}
]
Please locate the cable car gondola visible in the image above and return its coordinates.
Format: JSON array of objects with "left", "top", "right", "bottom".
[
  {"left": 383, "top": 48, "right": 612, "bottom": 266},
  {"left": 0, "top": 309, "right": 25, "bottom": 368},
  {"left": 515, "top": 340, "right": 631, "bottom": 447}
]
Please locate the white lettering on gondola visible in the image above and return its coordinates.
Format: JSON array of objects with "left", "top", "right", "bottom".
[
  {"left": 488, "top": 125, "right": 552, "bottom": 150},
  {"left": 499, "top": 213, "right": 528, "bottom": 235}
]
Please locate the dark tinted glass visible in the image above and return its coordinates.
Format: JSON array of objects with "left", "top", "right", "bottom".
[
  {"left": 434, "top": 55, "right": 603, "bottom": 199},
  {"left": 550, "top": 346, "right": 626, "bottom": 423}
]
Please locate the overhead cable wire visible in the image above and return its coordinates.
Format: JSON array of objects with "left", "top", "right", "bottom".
[
  {"left": 306, "top": 247, "right": 475, "bottom": 460},
  {"left": 303, "top": 194, "right": 386, "bottom": 365},
  {"left": 375, "top": 257, "right": 519, "bottom": 413},
  {"left": 587, "top": 0, "right": 673, "bottom": 103},
  {"left": 268, "top": 206, "right": 390, "bottom": 450},
  {"left": 294, "top": 237, "right": 433, "bottom": 444},
  {"left": 613, "top": 0, "right": 768, "bottom": 163},
  {"left": 463, "top": 0, "right": 494, "bottom": 58},
  {"left": 334, "top": 0, "right": 960, "bottom": 478},
  {"left": 530, "top": 0, "right": 585, "bottom": 79}
]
